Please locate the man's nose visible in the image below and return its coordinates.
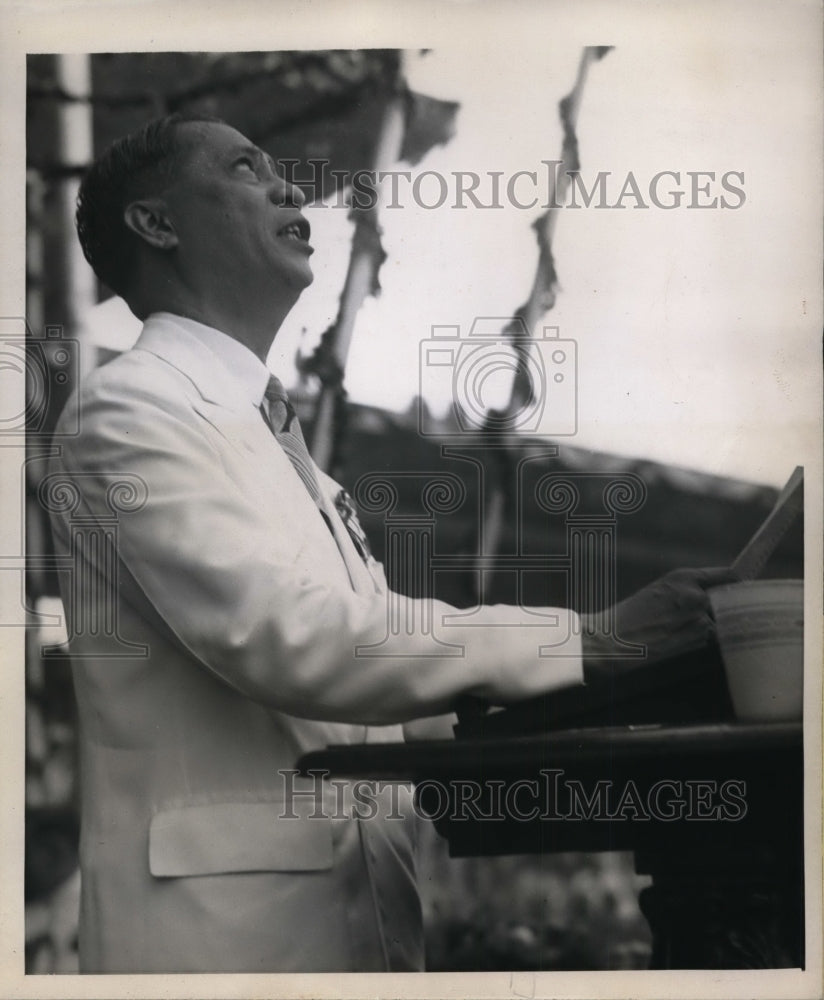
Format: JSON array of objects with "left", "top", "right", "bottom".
[{"left": 269, "top": 174, "right": 306, "bottom": 208}]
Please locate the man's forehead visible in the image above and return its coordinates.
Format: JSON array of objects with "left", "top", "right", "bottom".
[{"left": 175, "top": 120, "right": 257, "bottom": 159}]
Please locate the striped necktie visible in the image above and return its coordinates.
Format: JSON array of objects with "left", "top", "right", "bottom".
[
  {"left": 261, "top": 377, "right": 376, "bottom": 577},
  {"left": 261, "top": 376, "right": 323, "bottom": 507}
]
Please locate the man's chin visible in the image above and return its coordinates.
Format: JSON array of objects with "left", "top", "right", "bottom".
[
  {"left": 267, "top": 258, "right": 314, "bottom": 297},
  {"left": 290, "top": 264, "right": 315, "bottom": 291}
]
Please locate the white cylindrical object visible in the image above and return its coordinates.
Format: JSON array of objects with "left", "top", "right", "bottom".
[{"left": 709, "top": 579, "right": 804, "bottom": 721}]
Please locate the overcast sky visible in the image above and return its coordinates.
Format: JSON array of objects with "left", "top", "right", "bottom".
[{"left": 263, "top": 32, "right": 819, "bottom": 489}]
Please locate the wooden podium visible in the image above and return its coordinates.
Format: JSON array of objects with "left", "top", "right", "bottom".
[{"left": 298, "top": 649, "right": 805, "bottom": 969}]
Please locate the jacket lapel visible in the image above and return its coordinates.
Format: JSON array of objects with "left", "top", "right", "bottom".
[{"left": 132, "top": 315, "right": 380, "bottom": 596}]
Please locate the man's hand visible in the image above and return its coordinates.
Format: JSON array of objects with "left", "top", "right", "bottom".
[{"left": 581, "top": 567, "right": 736, "bottom": 683}]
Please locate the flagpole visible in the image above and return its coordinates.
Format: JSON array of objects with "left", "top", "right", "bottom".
[
  {"left": 513, "top": 46, "right": 611, "bottom": 390},
  {"left": 476, "top": 47, "right": 612, "bottom": 599},
  {"left": 309, "top": 59, "right": 407, "bottom": 474}
]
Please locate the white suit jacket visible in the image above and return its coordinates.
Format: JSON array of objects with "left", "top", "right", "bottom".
[{"left": 47, "top": 312, "right": 583, "bottom": 973}]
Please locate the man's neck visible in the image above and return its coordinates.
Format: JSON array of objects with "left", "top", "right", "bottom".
[{"left": 142, "top": 294, "right": 297, "bottom": 363}]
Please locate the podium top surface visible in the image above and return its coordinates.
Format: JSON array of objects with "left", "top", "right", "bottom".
[{"left": 298, "top": 720, "right": 802, "bottom": 781}]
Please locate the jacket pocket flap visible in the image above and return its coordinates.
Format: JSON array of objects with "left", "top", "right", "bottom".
[{"left": 149, "top": 801, "right": 333, "bottom": 876}]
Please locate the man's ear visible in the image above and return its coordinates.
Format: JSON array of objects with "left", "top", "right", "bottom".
[{"left": 123, "top": 199, "right": 179, "bottom": 250}]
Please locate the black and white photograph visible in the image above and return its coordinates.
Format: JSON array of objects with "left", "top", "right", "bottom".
[{"left": 1, "top": 1, "right": 821, "bottom": 998}]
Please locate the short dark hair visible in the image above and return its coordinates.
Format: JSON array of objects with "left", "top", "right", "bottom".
[{"left": 75, "top": 112, "right": 224, "bottom": 298}]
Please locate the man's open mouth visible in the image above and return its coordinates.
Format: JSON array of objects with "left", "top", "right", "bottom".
[{"left": 277, "top": 218, "right": 311, "bottom": 242}]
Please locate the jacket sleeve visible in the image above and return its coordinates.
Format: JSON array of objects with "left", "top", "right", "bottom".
[{"left": 49, "top": 370, "right": 583, "bottom": 726}]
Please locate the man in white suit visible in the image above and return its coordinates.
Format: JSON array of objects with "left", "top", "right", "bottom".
[{"left": 48, "top": 113, "right": 727, "bottom": 973}]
